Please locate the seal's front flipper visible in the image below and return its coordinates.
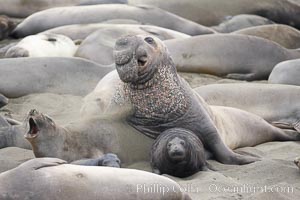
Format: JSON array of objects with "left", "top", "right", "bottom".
[
  {"left": 20, "top": 158, "right": 67, "bottom": 170},
  {"left": 225, "top": 73, "right": 255, "bottom": 81}
]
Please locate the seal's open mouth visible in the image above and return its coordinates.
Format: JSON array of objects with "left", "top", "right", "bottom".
[{"left": 25, "top": 118, "right": 39, "bottom": 139}]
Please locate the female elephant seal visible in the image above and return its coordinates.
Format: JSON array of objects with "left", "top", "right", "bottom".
[
  {"left": 0, "top": 158, "right": 191, "bottom": 200},
  {"left": 151, "top": 128, "right": 208, "bottom": 178},
  {"left": 5, "top": 33, "right": 77, "bottom": 58},
  {"left": 268, "top": 59, "right": 300, "bottom": 86},
  {"left": 113, "top": 35, "right": 300, "bottom": 165},
  {"left": 11, "top": 4, "right": 214, "bottom": 37},
  {"left": 164, "top": 34, "right": 300, "bottom": 80}
]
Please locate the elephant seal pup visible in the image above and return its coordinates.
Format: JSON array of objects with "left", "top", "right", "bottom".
[
  {"left": 0, "top": 15, "right": 16, "bottom": 40},
  {"left": 24, "top": 109, "right": 153, "bottom": 164},
  {"left": 151, "top": 128, "right": 207, "bottom": 178},
  {"left": 164, "top": 34, "right": 300, "bottom": 80},
  {"left": 75, "top": 25, "right": 190, "bottom": 65},
  {"left": 268, "top": 59, "right": 300, "bottom": 86},
  {"left": 0, "top": 94, "right": 8, "bottom": 108},
  {"left": 211, "top": 14, "right": 274, "bottom": 33},
  {"left": 234, "top": 24, "right": 300, "bottom": 49},
  {"left": 195, "top": 83, "right": 300, "bottom": 132},
  {"left": 5, "top": 33, "right": 77, "bottom": 58},
  {"left": 71, "top": 153, "right": 121, "bottom": 167},
  {"left": 0, "top": 57, "right": 113, "bottom": 98},
  {"left": 113, "top": 35, "right": 300, "bottom": 165},
  {"left": 0, "top": 158, "right": 192, "bottom": 200},
  {"left": 11, "top": 4, "right": 214, "bottom": 37},
  {"left": 0, "top": 115, "right": 31, "bottom": 149}
]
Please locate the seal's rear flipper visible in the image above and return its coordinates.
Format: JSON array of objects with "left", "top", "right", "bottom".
[
  {"left": 271, "top": 121, "right": 300, "bottom": 133},
  {"left": 0, "top": 115, "right": 10, "bottom": 128},
  {"left": 19, "top": 158, "right": 67, "bottom": 170}
]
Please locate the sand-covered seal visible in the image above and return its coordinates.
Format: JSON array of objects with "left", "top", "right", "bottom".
[
  {"left": 164, "top": 34, "right": 300, "bottom": 80},
  {"left": 0, "top": 15, "right": 16, "bottom": 40},
  {"left": 24, "top": 109, "right": 153, "bottom": 164},
  {"left": 71, "top": 153, "right": 121, "bottom": 167},
  {"left": 11, "top": 4, "right": 214, "bottom": 37},
  {"left": 0, "top": 57, "right": 113, "bottom": 98},
  {"left": 195, "top": 83, "right": 300, "bottom": 132},
  {"left": 112, "top": 35, "right": 300, "bottom": 165},
  {"left": 211, "top": 14, "right": 274, "bottom": 33},
  {"left": 234, "top": 24, "right": 300, "bottom": 49},
  {"left": 268, "top": 59, "right": 300, "bottom": 86},
  {"left": 0, "top": 158, "right": 191, "bottom": 200},
  {"left": 0, "top": 94, "right": 8, "bottom": 108},
  {"left": 74, "top": 24, "right": 190, "bottom": 65},
  {"left": 128, "top": 0, "right": 300, "bottom": 28},
  {"left": 151, "top": 128, "right": 207, "bottom": 178},
  {"left": 5, "top": 33, "right": 77, "bottom": 58}
]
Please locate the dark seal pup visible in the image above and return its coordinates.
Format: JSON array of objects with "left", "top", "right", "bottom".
[{"left": 151, "top": 128, "right": 207, "bottom": 178}]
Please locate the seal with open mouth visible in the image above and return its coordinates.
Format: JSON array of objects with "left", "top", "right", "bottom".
[{"left": 113, "top": 35, "right": 300, "bottom": 165}]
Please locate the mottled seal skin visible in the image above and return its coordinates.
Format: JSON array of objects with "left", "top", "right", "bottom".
[
  {"left": 71, "top": 153, "right": 121, "bottom": 167},
  {"left": 195, "top": 83, "right": 300, "bottom": 133},
  {"left": 151, "top": 128, "right": 207, "bottom": 178},
  {"left": 268, "top": 59, "right": 300, "bottom": 86},
  {"left": 0, "top": 115, "right": 31, "bottom": 149},
  {"left": 234, "top": 24, "right": 300, "bottom": 49},
  {"left": 211, "top": 14, "right": 274, "bottom": 33},
  {"left": 5, "top": 33, "right": 77, "bottom": 58},
  {"left": 74, "top": 24, "right": 190, "bottom": 65},
  {"left": 0, "top": 94, "right": 8, "bottom": 108},
  {"left": 128, "top": 0, "right": 300, "bottom": 29},
  {"left": 11, "top": 4, "right": 214, "bottom": 38},
  {"left": 0, "top": 158, "right": 192, "bottom": 200},
  {"left": 0, "top": 57, "right": 114, "bottom": 98},
  {"left": 164, "top": 34, "right": 300, "bottom": 80},
  {"left": 0, "top": 15, "right": 16, "bottom": 40},
  {"left": 24, "top": 109, "right": 153, "bottom": 164}
]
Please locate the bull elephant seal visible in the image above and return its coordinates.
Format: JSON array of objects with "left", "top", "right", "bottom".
[
  {"left": 164, "top": 34, "right": 300, "bottom": 80},
  {"left": 0, "top": 94, "right": 8, "bottom": 108},
  {"left": 0, "top": 15, "right": 16, "bottom": 40},
  {"left": 0, "top": 158, "right": 192, "bottom": 200},
  {"left": 0, "top": 57, "right": 113, "bottom": 98},
  {"left": 113, "top": 35, "right": 300, "bottom": 165},
  {"left": 128, "top": 0, "right": 300, "bottom": 29},
  {"left": 268, "top": 59, "right": 300, "bottom": 86},
  {"left": 5, "top": 33, "right": 77, "bottom": 58},
  {"left": 24, "top": 109, "right": 153, "bottom": 164},
  {"left": 75, "top": 24, "right": 189, "bottom": 65},
  {"left": 151, "top": 128, "right": 207, "bottom": 178},
  {"left": 211, "top": 14, "right": 274, "bottom": 33},
  {"left": 195, "top": 83, "right": 300, "bottom": 132},
  {"left": 11, "top": 4, "right": 214, "bottom": 37},
  {"left": 234, "top": 24, "right": 300, "bottom": 49},
  {"left": 71, "top": 153, "right": 121, "bottom": 167}
]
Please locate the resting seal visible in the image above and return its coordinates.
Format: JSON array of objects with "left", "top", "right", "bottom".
[
  {"left": 113, "top": 35, "right": 300, "bottom": 165},
  {"left": 268, "top": 59, "right": 300, "bottom": 86},
  {"left": 151, "top": 128, "right": 207, "bottom": 178},
  {"left": 0, "top": 15, "right": 16, "bottom": 40},
  {"left": 5, "top": 33, "right": 77, "bottom": 58},
  {"left": 71, "top": 153, "right": 121, "bottom": 167},
  {"left": 0, "top": 158, "right": 191, "bottom": 200},
  {"left": 0, "top": 94, "right": 8, "bottom": 108}
]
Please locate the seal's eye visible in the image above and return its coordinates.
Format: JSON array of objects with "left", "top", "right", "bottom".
[
  {"left": 48, "top": 38, "right": 57, "bottom": 42},
  {"left": 180, "top": 141, "right": 185, "bottom": 146},
  {"left": 145, "top": 37, "right": 154, "bottom": 44}
]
